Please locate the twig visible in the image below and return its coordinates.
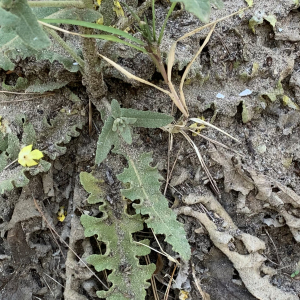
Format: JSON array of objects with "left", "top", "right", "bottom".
[
  {"left": 43, "top": 272, "right": 65, "bottom": 288},
  {"left": 164, "top": 139, "right": 182, "bottom": 196},
  {"left": 191, "top": 262, "right": 210, "bottom": 300},
  {"left": 145, "top": 255, "right": 159, "bottom": 300},
  {"left": 134, "top": 241, "right": 179, "bottom": 265},
  {"left": 41, "top": 275, "right": 54, "bottom": 296},
  {"left": 163, "top": 263, "right": 177, "bottom": 300},
  {"left": 3, "top": 159, "right": 18, "bottom": 170}
]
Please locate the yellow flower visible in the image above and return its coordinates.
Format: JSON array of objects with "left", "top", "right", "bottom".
[
  {"left": 18, "top": 144, "right": 43, "bottom": 167},
  {"left": 113, "top": 1, "right": 124, "bottom": 17},
  {"left": 57, "top": 206, "right": 67, "bottom": 222},
  {"left": 189, "top": 116, "right": 206, "bottom": 136},
  {"left": 97, "top": 0, "right": 102, "bottom": 5}
]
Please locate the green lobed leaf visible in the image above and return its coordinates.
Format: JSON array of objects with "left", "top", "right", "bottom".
[
  {"left": 0, "top": 25, "right": 80, "bottom": 72},
  {"left": 116, "top": 151, "right": 191, "bottom": 260},
  {"left": 25, "top": 80, "right": 71, "bottom": 93},
  {"left": 80, "top": 172, "right": 156, "bottom": 300},
  {"left": 9, "top": 0, "right": 50, "bottom": 50},
  {"left": 40, "top": 112, "right": 84, "bottom": 160},
  {"left": 0, "top": 167, "right": 30, "bottom": 194},
  {"left": 80, "top": 172, "right": 105, "bottom": 204},
  {"left": 2, "top": 77, "right": 28, "bottom": 91}
]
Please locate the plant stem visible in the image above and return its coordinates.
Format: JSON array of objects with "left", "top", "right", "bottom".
[
  {"left": 158, "top": 2, "right": 176, "bottom": 45},
  {"left": 148, "top": 49, "right": 188, "bottom": 117},
  {"left": 80, "top": 26, "right": 107, "bottom": 104},
  {"left": 28, "top": 1, "right": 85, "bottom": 8},
  {"left": 44, "top": 27, "right": 85, "bottom": 70},
  {"left": 152, "top": 0, "right": 156, "bottom": 41}
]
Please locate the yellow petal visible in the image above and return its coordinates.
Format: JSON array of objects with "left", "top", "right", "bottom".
[
  {"left": 20, "top": 144, "right": 33, "bottom": 155},
  {"left": 18, "top": 145, "right": 43, "bottom": 167},
  {"left": 24, "top": 158, "right": 39, "bottom": 167},
  {"left": 113, "top": 1, "right": 124, "bottom": 17},
  {"left": 30, "top": 149, "right": 44, "bottom": 160},
  {"left": 57, "top": 206, "right": 66, "bottom": 222}
]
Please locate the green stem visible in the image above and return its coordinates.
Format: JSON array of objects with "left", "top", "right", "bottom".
[
  {"left": 158, "top": 2, "right": 176, "bottom": 45},
  {"left": 28, "top": 1, "right": 85, "bottom": 8},
  {"left": 44, "top": 27, "right": 85, "bottom": 70},
  {"left": 152, "top": 0, "right": 156, "bottom": 41}
]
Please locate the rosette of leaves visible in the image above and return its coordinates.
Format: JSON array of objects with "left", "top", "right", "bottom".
[
  {"left": 80, "top": 172, "right": 156, "bottom": 300},
  {"left": 95, "top": 99, "right": 174, "bottom": 164}
]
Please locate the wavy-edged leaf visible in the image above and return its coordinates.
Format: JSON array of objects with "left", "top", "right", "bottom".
[
  {"left": 116, "top": 151, "right": 191, "bottom": 260},
  {"left": 0, "top": 26, "right": 80, "bottom": 72},
  {"left": 80, "top": 172, "right": 156, "bottom": 300},
  {"left": 40, "top": 112, "right": 84, "bottom": 160},
  {"left": 0, "top": 167, "right": 29, "bottom": 194}
]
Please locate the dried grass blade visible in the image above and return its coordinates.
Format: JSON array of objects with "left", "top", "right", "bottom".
[
  {"left": 181, "top": 131, "right": 220, "bottom": 195},
  {"left": 167, "top": 41, "right": 177, "bottom": 82},
  {"left": 188, "top": 129, "right": 243, "bottom": 157},
  {"left": 190, "top": 117, "right": 240, "bottom": 143},
  {"left": 98, "top": 54, "right": 172, "bottom": 96},
  {"left": 179, "top": 24, "right": 216, "bottom": 109},
  {"left": 177, "top": 8, "right": 247, "bottom": 42}
]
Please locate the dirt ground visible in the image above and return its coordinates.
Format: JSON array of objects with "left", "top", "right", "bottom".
[{"left": 1, "top": 0, "right": 300, "bottom": 299}]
